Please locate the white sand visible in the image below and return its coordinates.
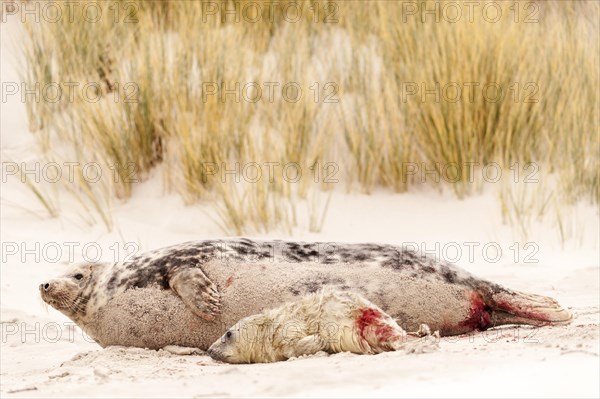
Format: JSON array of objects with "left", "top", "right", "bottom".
[{"left": 1, "top": 13, "right": 599, "bottom": 398}]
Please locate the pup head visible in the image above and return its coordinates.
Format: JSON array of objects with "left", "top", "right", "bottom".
[{"left": 208, "top": 314, "right": 274, "bottom": 364}]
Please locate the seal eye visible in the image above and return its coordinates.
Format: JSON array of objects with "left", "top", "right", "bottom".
[
  {"left": 74, "top": 274, "right": 84, "bottom": 280},
  {"left": 226, "top": 331, "right": 232, "bottom": 339}
]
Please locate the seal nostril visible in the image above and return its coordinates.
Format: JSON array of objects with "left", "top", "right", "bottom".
[{"left": 43, "top": 283, "right": 50, "bottom": 291}]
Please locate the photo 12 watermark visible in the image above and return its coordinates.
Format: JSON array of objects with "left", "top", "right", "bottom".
[
  {"left": 194, "top": 161, "right": 340, "bottom": 184},
  {"left": 200, "top": 1, "right": 339, "bottom": 24},
  {"left": 1, "top": 241, "right": 140, "bottom": 264},
  {"left": 1, "top": 1, "right": 140, "bottom": 24},
  {"left": 400, "top": 82, "right": 539, "bottom": 104},
  {"left": 401, "top": 162, "right": 540, "bottom": 184},
  {"left": 198, "top": 81, "right": 339, "bottom": 104},
  {"left": 400, "top": 1, "right": 540, "bottom": 24},
  {"left": 1, "top": 81, "right": 139, "bottom": 104},
  {"left": 2, "top": 161, "right": 140, "bottom": 185}
]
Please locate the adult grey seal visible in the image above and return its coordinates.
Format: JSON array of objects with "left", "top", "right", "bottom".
[{"left": 39, "top": 239, "right": 572, "bottom": 350}]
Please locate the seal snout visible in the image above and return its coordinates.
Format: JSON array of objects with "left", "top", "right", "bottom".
[
  {"left": 39, "top": 282, "right": 53, "bottom": 303},
  {"left": 207, "top": 346, "right": 217, "bottom": 358},
  {"left": 207, "top": 345, "right": 225, "bottom": 362},
  {"left": 208, "top": 338, "right": 238, "bottom": 363}
]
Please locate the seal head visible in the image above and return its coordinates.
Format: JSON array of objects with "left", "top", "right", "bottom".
[{"left": 39, "top": 263, "right": 106, "bottom": 324}]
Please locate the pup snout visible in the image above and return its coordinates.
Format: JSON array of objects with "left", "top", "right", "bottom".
[
  {"left": 207, "top": 344, "right": 223, "bottom": 361},
  {"left": 40, "top": 282, "right": 50, "bottom": 291}
]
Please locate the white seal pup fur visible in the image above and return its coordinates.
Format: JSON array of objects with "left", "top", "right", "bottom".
[{"left": 208, "top": 289, "right": 438, "bottom": 363}]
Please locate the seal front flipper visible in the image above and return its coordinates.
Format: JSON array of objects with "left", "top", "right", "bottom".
[
  {"left": 169, "top": 268, "right": 221, "bottom": 321},
  {"left": 290, "top": 335, "right": 326, "bottom": 358}
]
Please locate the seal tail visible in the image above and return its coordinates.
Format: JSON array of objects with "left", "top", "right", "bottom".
[{"left": 488, "top": 289, "right": 573, "bottom": 327}]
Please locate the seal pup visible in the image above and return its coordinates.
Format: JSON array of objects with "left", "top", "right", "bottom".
[
  {"left": 39, "top": 239, "right": 573, "bottom": 349},
  {"left": 207, "top": 289, "right": 438, "bottom": 363}
]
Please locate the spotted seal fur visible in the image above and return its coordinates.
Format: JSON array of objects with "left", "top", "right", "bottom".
[{"left": 39, "top": 239, "right": 572, "bottom": 349}]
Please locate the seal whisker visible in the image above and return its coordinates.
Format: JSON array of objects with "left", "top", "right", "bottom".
[{"left": 38, "top": 295, "right": 49, "bottom": 313}]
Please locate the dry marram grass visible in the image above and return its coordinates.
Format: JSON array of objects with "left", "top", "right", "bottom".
[{"left": 14, "top": 0, "right": 599, "bottom": 237}]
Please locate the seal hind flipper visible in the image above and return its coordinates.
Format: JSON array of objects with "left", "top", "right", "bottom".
[
  {"left": 169, "top": 268, "right": 221, "bottom": 321},
  {"left": 489, "top": 289, "right": 573, "bottom": 327}
]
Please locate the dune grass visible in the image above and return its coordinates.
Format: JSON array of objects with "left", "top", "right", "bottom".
[{"left": 15, "top": 0, "right": 599, "bottom": 237}]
